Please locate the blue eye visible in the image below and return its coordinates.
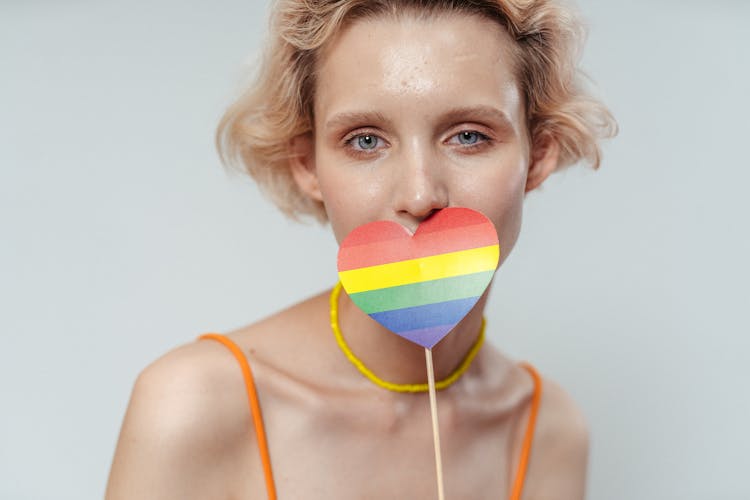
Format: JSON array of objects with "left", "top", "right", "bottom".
[
  {"left": 357, "top": 135, "right": 378, "bottom": 150},
  {"left": 344, "top": 132, "right": 387, "bottom": 158},
  {"left": 458, "top": 131, "right": 480, "bottom": 145}
]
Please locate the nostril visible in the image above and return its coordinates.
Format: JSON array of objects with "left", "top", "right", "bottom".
[
  {"left": 397, "top": 206, "right": 439, "bottom": 221},
  {"left": 421, "top": 208, "right": 441, "bottom": 222},
  {"left": 397, "top": 207, "right": 443, "bottom": 234}
]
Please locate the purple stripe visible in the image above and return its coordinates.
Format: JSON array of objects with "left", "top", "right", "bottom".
[{"left": 395, "top": 324, "right": 455, "bottom": 349}]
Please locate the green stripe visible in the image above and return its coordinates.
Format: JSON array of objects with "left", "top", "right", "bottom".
[{"left": 349, "top": 270, "right": 494, "bottom": 314}]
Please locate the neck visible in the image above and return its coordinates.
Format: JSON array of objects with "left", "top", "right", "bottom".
[{"left": 336, "top": 287, "right": 489, "bottom": 385}]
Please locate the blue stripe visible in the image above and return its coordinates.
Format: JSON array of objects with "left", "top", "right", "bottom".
[{"left": 368, "top": 296, "right": 479, "bottom": 333}]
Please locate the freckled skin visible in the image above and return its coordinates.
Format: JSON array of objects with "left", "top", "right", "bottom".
[
  {"left": 106, "top": 13, "right": 588, "bottom": 500},
  {"left": 313, "top": 16, "right": 529, "bottom": 254}
]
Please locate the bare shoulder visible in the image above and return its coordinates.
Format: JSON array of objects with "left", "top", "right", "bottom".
[
  {"left": 106, "top": 291, "right": 333, "bottom": 499},
  {"left": 105, "top": 336, "right": 255, "bottom": 499},
  {"left": 132, "top": 335, "right": 254, "bottom": 442},
  {"left": 523, "top": 370, "right": 590, "bottom": 500}
]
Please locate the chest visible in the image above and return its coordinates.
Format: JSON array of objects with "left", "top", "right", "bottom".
[{"left": 234, "top": 396, "right": 527, "bottom": 500}]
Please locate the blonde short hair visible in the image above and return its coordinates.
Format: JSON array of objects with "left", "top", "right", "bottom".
[{"left": 217, "top": 0, "right": 618, "bottom": 222}]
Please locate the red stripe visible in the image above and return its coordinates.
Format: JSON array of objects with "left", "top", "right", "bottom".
[
  {"left": 337, "top": 222, "right": 497, "bottom": 271},
  {"left": 339, "top": 221, "right": 409, "bottom": 247}
]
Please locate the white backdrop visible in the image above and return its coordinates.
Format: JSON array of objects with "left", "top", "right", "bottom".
[{"left": 2, "top": 1, "right": 749, "bottom": 499}]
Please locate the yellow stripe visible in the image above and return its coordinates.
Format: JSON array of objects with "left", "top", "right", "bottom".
[{"left": 338, "top": 245, "right": 499, "bottom": 294}]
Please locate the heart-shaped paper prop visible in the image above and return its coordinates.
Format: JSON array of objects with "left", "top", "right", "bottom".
[{"left": 337, "top": 207, "right": 500, "bottom": 349}]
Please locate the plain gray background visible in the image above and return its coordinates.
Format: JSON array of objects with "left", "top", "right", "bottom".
[{"left": 2, "top": 0, "right": 749, "bottom": 499}]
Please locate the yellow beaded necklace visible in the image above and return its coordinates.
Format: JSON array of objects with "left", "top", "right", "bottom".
[{"left": 330, "top": 282, "right": 485, "bottom": 393}]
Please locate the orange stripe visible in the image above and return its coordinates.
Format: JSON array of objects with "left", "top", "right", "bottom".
[
  {"left": 509, "top": 362, "right": 542, "bottom": 500},
  {"left": 198, "top": 333, "right": 277, "bottom": 500}
]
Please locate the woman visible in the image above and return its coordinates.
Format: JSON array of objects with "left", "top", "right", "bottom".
[{"left": 106, "top": 1, "right": 616, "bottom": 498}]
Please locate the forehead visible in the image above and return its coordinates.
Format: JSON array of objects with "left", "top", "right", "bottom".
[{"left": 314, "top": 12, "right": 524, "bottom": 128}]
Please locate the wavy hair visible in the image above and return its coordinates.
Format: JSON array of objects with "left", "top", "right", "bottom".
[{"left": 217, "top": 0, "right": 618, "bottom": 222}]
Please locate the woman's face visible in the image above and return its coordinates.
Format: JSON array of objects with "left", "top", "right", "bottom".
[{"left": 297, "top": 13, "right": 551, "bottom": 266}]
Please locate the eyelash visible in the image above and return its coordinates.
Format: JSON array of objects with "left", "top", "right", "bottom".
[{"left": 342, "top": 129, "right": 493, "bottom": 158}]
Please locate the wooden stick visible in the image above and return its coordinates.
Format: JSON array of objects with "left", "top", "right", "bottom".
[{"left": 425, "top": 348, "right": 445, "bottom": 500}]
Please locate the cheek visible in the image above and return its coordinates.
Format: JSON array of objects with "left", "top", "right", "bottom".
[
  {"left": 317, "top": 169, "right": 388, "bottom": 244},
  {"left": 462, "top": 165, "right": 526, "bottom": 266},
  {"left": 494, "top": 184, "right": 524, "bottom": 266}
]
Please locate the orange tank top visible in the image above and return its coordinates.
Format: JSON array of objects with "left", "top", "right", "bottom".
[{"left": 197, "top": 333, "right": 542, "bottom": 500}]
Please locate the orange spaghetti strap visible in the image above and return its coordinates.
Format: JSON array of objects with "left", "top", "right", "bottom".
[
  {"left": 508, "top": 362, "right": 543, "bottom": 500},
  {"left": 197, "top": 333, "right": 277, "bottom": 500}
]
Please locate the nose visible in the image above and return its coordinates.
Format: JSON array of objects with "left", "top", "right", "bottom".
[{"left": 390, "top": 145, "right": 449, "bottom": 229}]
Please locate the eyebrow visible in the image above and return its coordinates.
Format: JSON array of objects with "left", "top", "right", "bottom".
[
  {"left": 438, "top": 105, "right": 516, "bottom": 132},
  {"left": 323, "top": 105, "right": 517, "bottom": 134},
  {"left": 324, "top": 111, "right": 393, "bottom": 132}
]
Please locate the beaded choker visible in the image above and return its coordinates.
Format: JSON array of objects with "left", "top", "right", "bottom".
[{"left": 329, "top": 282, "right": 485, "bottom": 393}]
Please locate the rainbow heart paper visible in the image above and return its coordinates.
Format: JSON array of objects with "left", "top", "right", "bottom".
[{"left": 337, "top": 207, "right": 500, "bottom": 348}]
